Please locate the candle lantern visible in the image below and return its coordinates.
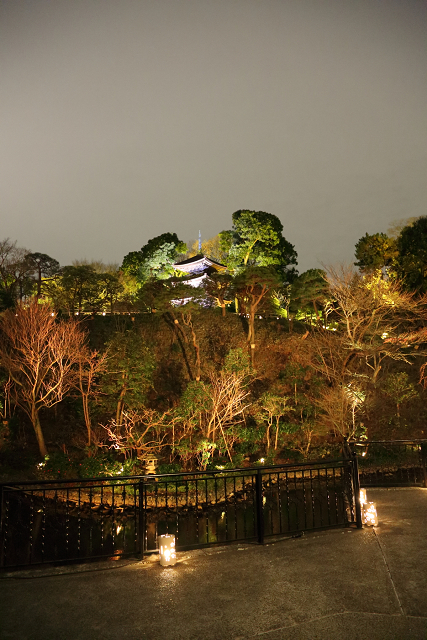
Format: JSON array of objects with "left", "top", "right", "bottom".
[
  {"left": 159, "top": 534, "right": 177, "bottom": 567},
  {"left": 359, "top": 488, "right": 367, "bottom": 506},
  {"left": 363, "top": 502, "right": 378, "bottom": 526}
]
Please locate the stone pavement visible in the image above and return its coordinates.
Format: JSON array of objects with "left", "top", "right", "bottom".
[{"left": 1, "top": 488, "right": 426, "bottom": 640}]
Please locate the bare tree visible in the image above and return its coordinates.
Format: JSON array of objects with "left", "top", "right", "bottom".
[
  {"left": 300, "top": 266, "right": 427, "bottom": 438},
  {"left": 77, "top": 347, "right": 109, "bottom": 447},
  {"left": 0, "top": 300, "right": 86, "bottom": 456},
  {"left": 258, "top": 392, "right": 293, "bottom": 451},
  {"left": 102, "top": 408, "right": 171, "bottom": 460},
  {"left": 204, "top": 370, "right": 251, "bottom": 460},
  {"left": 324, "top": 265, "right": 426, "bottom": 383}
]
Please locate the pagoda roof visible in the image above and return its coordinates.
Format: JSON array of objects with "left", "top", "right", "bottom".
[{"left": 174, "top": 254, "right": 226, "bottom": 273}]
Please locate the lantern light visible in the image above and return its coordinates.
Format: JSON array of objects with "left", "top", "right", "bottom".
[
  {"left": 363, "top": 502, "right": 378, "bottom": 527},
  {"left": 359, "top": 488, "right": 367, "bottom": 506},
  {"left": 159, "top": 534, "right": 177, "bottom": 567}
]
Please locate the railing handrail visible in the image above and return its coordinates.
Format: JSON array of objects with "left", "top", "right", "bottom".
[
  {"left": 0, "top": 457, "right": 351, "bottom": 490},
  {"left": 351, "top": 439, "right": 427, "bottom": 445}
]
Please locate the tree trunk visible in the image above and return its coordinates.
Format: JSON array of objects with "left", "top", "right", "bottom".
[
  {"left": 248, "top": 310, "right": 256, "bottom": 366},
  {"left": 82, "top": 394, "right": 92, "bottom": 446},
  {"left": 116, "top": 372, "right": 128, "bottom": 426},
  {"left": 31, "top": 404, "right": 48, "bottom": 458}
]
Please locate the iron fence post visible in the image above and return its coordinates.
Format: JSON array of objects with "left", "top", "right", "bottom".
[
  {"left": 255, "top": 469, "right": 264, "bottom": 544},
  {"left": 0, "top": 484, "right": 3, "bottom": 568},
  {"left": 138, "top": 480, "right": 145, "bottom": 558},
  {"left": 421, "top": 443, "right": 427, "bottom": 488},
  {"left": 351, "top": 453, "right": 363, "bottom": 529}
]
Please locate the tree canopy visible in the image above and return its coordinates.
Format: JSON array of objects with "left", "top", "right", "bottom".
[
  {"left": 290, "top": 268, "right": 329, "bottom": 321},
  {"left": 395, "top": 216, "right": 427, "bottom": 294},
  {"left": 121, "top": 232, "right": 187, "bottom": 283},
  {"left": 354, "top": 232, "right": 397, "bottom": 273},
  {"left": 219, "top": 210, "right": 297, "bottom": 280}
]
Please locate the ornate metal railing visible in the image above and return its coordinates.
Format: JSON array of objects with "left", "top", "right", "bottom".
[
  {"left": 345, "top": 439, "right": 427, "bottom": 487},
  {"left": 0, "top": 458, "right": 360, "bottom": 570}
]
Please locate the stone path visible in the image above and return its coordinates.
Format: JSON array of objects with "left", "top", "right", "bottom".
[{"left": 1, "top": 487, "right": 426, "bottom": 639}]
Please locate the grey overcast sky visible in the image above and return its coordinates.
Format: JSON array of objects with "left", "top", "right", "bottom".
[{"left": 1, "top": 0, "right": 426, "bottom": 272}]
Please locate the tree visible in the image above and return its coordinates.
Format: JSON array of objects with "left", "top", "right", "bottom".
[
  {"left": 290, "top": 269, "right": 329, "bottom": 322},
  {"left": 100, "top": 330, "right": 154, "bottom": 427},
  {"left": 301, "top": 266, "right": 427, "bottom": 438},
  {"left": 26, "top": 252, "right": 60, "bottom": 299},
  {"left": 187, "top": 234, "right": 228, "bottom": 263},
  {"left": 258, "top": 392, "right": 293, "bottom": 451},
  {"left": 387, "top": 217, "right": 422, "bottom": 238},
  {"left": 139, "top": 277, "right": 207, "bottom": 382},
  {"left": 99, "top": 272, "right": 124, "bottom": 314},
  {"left": 51, "top": 265, "right": 99, "bottom": 314},
  {"left": 101, "top": 407, "right": 171, "bottom": 460},
  {"left": 233, "top": 266, "right": 281, "bottom": 365},
  {"left": 354, "top": 232, "right": 397, "bottom": 273},
  {"left": 121, "top": 251, "right": 144, "bottom": 278},
  {"left": 0, "top": 239, "right": 33, "bottom": 303},
  {"left": 382, "top": 372, "right": 417, "bottom": 422},
  {"left": 172, "top": 350, "right": 252, "bottom": 467},
  {"left": 203, "top": 272, "right": 233, "bottom": 316},
  {"left": 219, "top": 210, "right": 298, "bottom": 278},
  {"left": 121, "top": 233, "right": 187, "bottom": 283},
  {"left": 139, "top": 242, "right": 185, "bottom": 281},
  {"left": 0, "top": 300, "right": 86, "bottom": 457},
  {"left": 395, "top": 217, "right": 427, "bottom": 294},
  {"left": 77, "top": 347, "right": 109, "bottom": 447},
  {"left": 326, "top": 266, "right": 427, "bottom": 383}
]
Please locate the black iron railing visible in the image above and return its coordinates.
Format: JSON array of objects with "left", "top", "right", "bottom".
[
  {"left": 0, "top": 458, "right": 360, "bottom": 570},
  {"left": 345, "top": 439, "right": 427, "bottom": 488}
]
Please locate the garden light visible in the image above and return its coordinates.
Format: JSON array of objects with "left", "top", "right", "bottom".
[
  {"left": 144, "top": 457, "right": 158, "bottom": 475},
  {"left": 363, "top": 502, "right": 378, "bottom": 526},
  {"left": 159, "top": 534, "right": 177, "bottom": 567}
]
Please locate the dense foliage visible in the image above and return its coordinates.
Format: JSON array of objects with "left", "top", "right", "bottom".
[{"left": 1, "top": 213, "right": 427, "bottom": 480}]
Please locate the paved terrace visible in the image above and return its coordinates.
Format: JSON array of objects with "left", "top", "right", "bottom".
[{"left": 1, "top": 488, "right": 426, "bottom": 640}]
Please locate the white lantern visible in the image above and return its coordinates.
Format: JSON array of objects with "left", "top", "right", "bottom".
[
  {"left": 359, "top": 488, "right": 367, "bottom": 506},
  {"left": 159, "top": 534, "right": 177, "bottom": 566},
  {"left": 363, "top": 502, "right": 378, "bottom": 527}
]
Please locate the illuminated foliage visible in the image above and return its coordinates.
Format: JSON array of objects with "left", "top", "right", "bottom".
[
  {"left": 187, "top": 234, "right": 228, "bottom": 264},
  {"left": 395, "top": 216, "right": 427, "bottom": 294},
  {"left": 121, "top": 232, "right": 187, "bottom": 283},
  {"left": 290, "top": 269, "right": 329, "bottom": 322},
  {"left": 219, "top": 210, "right": 297, "bottom": 278},
  {"left": 233, "top": 266, "right": 281, "bottom": 365},
  {"left": 354, "top": 232, "right": 397, "bottom": 273}
]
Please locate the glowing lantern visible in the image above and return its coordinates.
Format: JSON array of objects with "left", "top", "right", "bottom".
[
  {"left": 363, "top": 502, "right": 378, "bottom": 526},
  {"left": 144, "top": 457, "right": 158, "bottom": 475},
  {"left": 359, "top": 488, "right": 367, "bottom": 506},
  {"left": 159, "top": 534, "right": 177, "bottom": 567}
]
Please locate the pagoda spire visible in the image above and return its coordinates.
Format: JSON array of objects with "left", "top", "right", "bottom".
[{"left": 198, "top": 230, "right": 202, "bottom": 253}]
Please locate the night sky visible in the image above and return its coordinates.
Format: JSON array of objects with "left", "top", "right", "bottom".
[{"left": 1, "top": 0, "right": 426, "bottom": 272}]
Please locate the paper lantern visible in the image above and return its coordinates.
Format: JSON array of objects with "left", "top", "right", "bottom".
[
  {"left": 159, "top": 534, "right": 177, "bottom": 566},
  {"left": 363, "top": 502, "right": 378, "bottom": 527},
  {"left": 359, "top": 488, "right": 367, "bottom": 506}
]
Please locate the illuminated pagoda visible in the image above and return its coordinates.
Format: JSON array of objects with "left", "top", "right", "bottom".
[
  {"left": 173, "top": 254, "right": 226, "bottom": 288},
  {"left": 173, "top": 230, "right": 226, "bottom": 287}
]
